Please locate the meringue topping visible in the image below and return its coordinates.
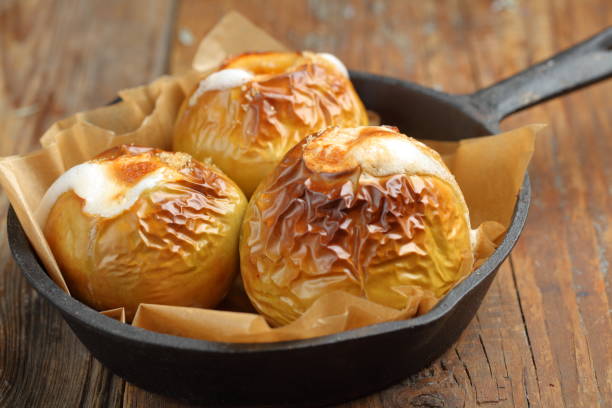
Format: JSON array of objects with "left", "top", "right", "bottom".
[
  {"left": 318, "top": 52, "right": 349, "bottom": 77},
  {"left": 37, "top": 161, "right": 176, "bottom": 225},
  {"left": 303, "top": 126, "right": 453, "bottom": 184},
  {"left": 188, "top": 68, "right": 254, "bottom": 107}
]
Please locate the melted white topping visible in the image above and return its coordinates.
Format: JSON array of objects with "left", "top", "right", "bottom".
[
  {"left": 318, "top": 52, "right": 349, "bottom": 77},
  {"left": 36, "top": 162, "right": 174, "bottom": 225},
  {"left": 351, "top": 136, "right": 453, "bottom": 184},
  {"left": 470, "top": 229, "right": 480, "bottom": 251},
  {"left": 188, "top": 68, "right": 254, "bottom": 107},
  {"left": 305, "top": 127, "right": 452, "bottom": 183}
]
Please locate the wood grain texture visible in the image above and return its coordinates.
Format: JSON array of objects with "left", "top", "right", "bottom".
[
  {"left": 0, "top": 0, "right": 176, "bottom": 407},
  {"left": 2, "top": 0, "right": 611, "bottom": 407}
]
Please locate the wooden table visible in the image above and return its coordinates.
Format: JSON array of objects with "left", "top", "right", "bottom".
[{"left": 1, "top": 1, "right": 610, "bottom": 407}]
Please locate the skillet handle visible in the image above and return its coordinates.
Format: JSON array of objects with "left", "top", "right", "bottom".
[{"left": 469, "top": 27, "right": 612, "bottom": 123}]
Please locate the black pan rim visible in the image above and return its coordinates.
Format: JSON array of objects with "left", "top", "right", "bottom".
[{"left": 6, "top": 71, "right": 530, "bottom": 355}]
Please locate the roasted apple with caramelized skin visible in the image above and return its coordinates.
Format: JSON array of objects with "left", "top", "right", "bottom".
[
  {"left": 39, "top": 145, "right": 247, "bottom": 320},
  {"left": 173, "top": 51, "right": 368, "bottom": 197},
  {"left": 240, "top": 126, "right": 476, "bottom": 326}
]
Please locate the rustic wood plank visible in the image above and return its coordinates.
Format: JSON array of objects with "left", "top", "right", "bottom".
[
  {"left": 445, "top": 3, "right": 554, "bottom": 406},
  {"left": 0, "top": 0, "right": 176, "bottom": 407},
  {"left": 467, "top": 2, "right": 569, "bottom": 403},
  {"left": 2, "top": 0, "right": 611, "bottom": 407},
  {"left": 508, "top": 2, "right": 611, "bottom": 407},
  {"left": 554, "top": 2, "right": 612, "bottom": 406},
  {"left": 467, "top": 0, "right": 612, "bottom": 407},
  {"left": 446, "top": 2, "right": 612, "bottom": 408},
  {"left": 123, "top": 389, "right": 187, "bottom": 408}
]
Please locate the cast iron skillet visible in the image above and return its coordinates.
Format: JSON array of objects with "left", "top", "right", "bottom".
[{"left": 7, "top": 28, "right": 612, "bottom": 407}]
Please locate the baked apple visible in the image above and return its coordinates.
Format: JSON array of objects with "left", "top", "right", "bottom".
[
  {"left": 39, "top": 145, "right": 247, "bottom": 319},
  {"left": 240, "top": 126, "right": 475, "bottom": 325},
  {"left": 173, "top": 51, "right": 368, "bottom": 196}
]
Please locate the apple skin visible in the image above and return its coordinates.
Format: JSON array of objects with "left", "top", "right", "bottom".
[
  {"left": 240, "top": 127, "right": 473, "bottom": 326},
  {"left": 44, "top": 145, "right": 247, "bottom": 320},
  {"left": 173, "top": 51, "right": 368, "bottom": 197}
]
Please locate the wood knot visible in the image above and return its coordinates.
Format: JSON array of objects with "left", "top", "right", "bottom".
[{"left": 409, "top": 393, "right": 446, "bottom": 407}]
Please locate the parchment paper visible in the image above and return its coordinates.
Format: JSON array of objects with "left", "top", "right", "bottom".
[
  {"left": 101, "top": 308, "right": 126, "bottom": 323},
  {"left": 0, "top": 11, "right": 541, "bottom": 343}
]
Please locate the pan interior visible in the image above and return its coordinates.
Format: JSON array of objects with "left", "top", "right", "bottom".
[
  {"left": 7, "top": 73, "right": 527, "bottom": 353},
  {"left": 350, "top": 71, "right": 495, "bottom": 139}
]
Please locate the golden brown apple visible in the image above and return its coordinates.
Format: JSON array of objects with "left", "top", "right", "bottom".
[
  {"left": 41, "top": 145, "right": 247, "bottom": 320},
  {"left": 173, "top": 51, "right": 368, "bottom": 196},
  {"left": 240, "top": 126, "right": 475, "bottom": 326}
]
